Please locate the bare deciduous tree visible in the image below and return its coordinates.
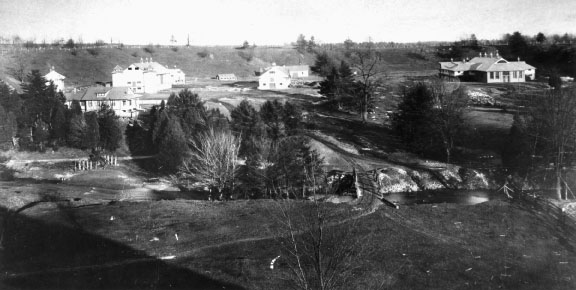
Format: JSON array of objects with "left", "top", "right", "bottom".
[
  {"left": 181, "top": 128, "right": 241, "bottom": 200},
  {"left": 350, "top": 42, "right": 386, "bottom": 122},
  {"left": 272, "top": 200, "right": 364, "bottom": 290}
]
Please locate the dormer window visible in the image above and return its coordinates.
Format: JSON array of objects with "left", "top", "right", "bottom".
[
  {"left": 96, "top": 93, "right": 106, "bottom": 98},
  {"left": 128, "top": 67, "right": 133, "bottom": 70},
  {"left": 269, "top": 71, "right": 275, "bottom": 74},
  {"left": 135, "top": 67, "right": 140, "bottom": 70}
]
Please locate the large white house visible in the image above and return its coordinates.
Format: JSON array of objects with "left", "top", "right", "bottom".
[
  {"left": 44, "top": 67, "right": 65, "bottom": 92},
  {"left": 66, "top": 86, "right": 141, "bottom": 118},
  {"left": 439, "top": 52, "right": 535, "bottom": 83},
  {"left": 112, "top": 58, "right": 185, "bottom": 94},
  {"left": 258, "top": 64, "right": 310, "bottom": 90}
]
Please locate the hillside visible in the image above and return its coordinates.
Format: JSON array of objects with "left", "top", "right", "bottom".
[{"left": 0, "top": 45, "right": 438, "bottom": 89}]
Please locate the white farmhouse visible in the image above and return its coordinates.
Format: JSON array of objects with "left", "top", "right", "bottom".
[
  {"left": 258, "top": 64, "right": 310, "bottom": 90},
  {"left": 112, "top": 58, "right": 185, "bottom": 94},
  {"left": 44, "top": 67, "right": 65, "bottom": 92},
  {"left": 66, "top": 86, "right": 141, "bottom": 118}
]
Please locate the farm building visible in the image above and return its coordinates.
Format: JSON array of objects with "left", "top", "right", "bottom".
[
  {"left": 112, "top": 58, "right": 185, "bottom": 94},
  {"left": 439, "top": 52, "right": 535, "bottom": 83},
  {"left": 44, "top": 67, "right": 66, "bottom": 92},
  {"left": 216, "top": 74, "right": 237, "bottom": 81},
  {"left": 257, "top": 64, "right": 310, "bottom": 90},
  {"left": 65, "top": 86, "right": 141, "bottom": 118}
]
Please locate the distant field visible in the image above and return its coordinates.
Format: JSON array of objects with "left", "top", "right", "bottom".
[{"left": 0, "top": 46, "right": 437, "bottom": 89}]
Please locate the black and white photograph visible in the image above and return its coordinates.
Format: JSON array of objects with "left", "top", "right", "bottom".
[{"left": 1, "top": 0, "right": 576, "bottom": 289}]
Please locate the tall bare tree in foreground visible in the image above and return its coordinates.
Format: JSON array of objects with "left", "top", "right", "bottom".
[
  {"left": 181, "top": 128, "right": 241, "bottom": 200},
  {"left": 517, "top": 87, "right": 576, "bottom": 199},
  {"left": 272, "top": 199, "right": 364, "bottom": 290}
]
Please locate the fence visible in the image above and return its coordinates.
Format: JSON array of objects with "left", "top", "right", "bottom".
[{"left": 74, "top": 154, "right": 118, "bottom": 171}]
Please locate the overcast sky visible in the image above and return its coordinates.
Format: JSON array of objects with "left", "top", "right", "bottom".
[{"left": 1, "top": 0, "right": 575, "bottom": 45}]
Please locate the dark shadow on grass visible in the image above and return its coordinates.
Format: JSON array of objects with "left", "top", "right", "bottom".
[{"left": 0, "top": 206, "right": 245, "bottom": 290}]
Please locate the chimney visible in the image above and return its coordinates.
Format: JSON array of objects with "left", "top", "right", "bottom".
[
  {"left": 51, "top": 66, "right": 55, "bottom": 71},
  {"left": 518, "top": 57, "right": 520, "bottom": 61},
  {"left": 451, "top": 58, "right": 454, "bottom": 63}
]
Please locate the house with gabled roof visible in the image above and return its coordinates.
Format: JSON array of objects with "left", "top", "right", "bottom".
[
  {"left": 65, "top": 86, "right": 141, "bottom": 118},
  {"left": 216, "top": 74, "right": 237, "bottom": 81},
  {"left": 44, "top": 67, "right": 65, "bottom": 92},
  {"left": 439, "top": 52, "right": 535, "bottom": 83},
  {"left": 257, "top": 64, "right": 310, "bottom": 90},
  {"left": 112, "top": 58, "right": 185, "bottom": 94}
]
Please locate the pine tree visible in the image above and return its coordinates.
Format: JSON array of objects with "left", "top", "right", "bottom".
[
  {"left": 0, "top": 105, "right": 17, "bottom": 148},
  {"left": 67, "top": 113, "right": 86, "bottom": 148},
  {"left": 166, "top": 89, "right": 207, "bottom": 138},
  {"left": 231, "top": 99, "right": 265, "bottom": 156},
  {"left": 50, "top": 104, "right": 67, "bottom": 144},
  {"left": 260, "top": 100, "right": 285, "bottom": 141},
  {"left": 156, "top": 115, "right": 189, "bottom": 172},
  {"left": 97, "top": 104, "right": 122, "bottom": 152},
  {"left": 84, "top": 112, "right": 100, "bottom": 150},
  {"left": 282, "top": 101, "right": 302, "bottom": 136}
]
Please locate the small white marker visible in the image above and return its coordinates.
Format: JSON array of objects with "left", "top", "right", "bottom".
[
  {"left": 160, "top": 255, "right": 175, "bottom": 260},
  {"left": 110, "top": 216, "right": 115, "bottom": 221},
  {"left": 270, "top": 255, "right": 281, "bottom": 270},
  {"left": 175, "top": 233, "right": 179, "bottom": 241}
]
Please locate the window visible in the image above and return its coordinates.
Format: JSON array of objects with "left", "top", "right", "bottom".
[
  {"left": 263, "top": 83, "right": 266, "bottom": 86},
  {"left": 269, "top": 71, "right": 275, "bottom": 74},
  {"left": 490, "top": 72, "right": 494, "bottom": 79},
  {"left": 513, "top": 71, "right": 517, "bottom": 78},
  {"left": 127, "top": 81, "right": 132, "bottom": 85},
  {"left": 128, "top": 67, "right": 132, "bottom": 70},
  {"left": 129, "top": 100, "right": 132, "bottom": 106},
  {"left": 135, "top": 67, "right": 139, "bottom": 70},
  {"left": 280, "top": 83, "right": 283, "bottom": 86},
  {"left": 123, "top": 100, "right": 126, "bottom": 106},
  {"left": 520, "top": 71, "right": 523, "bottom": 78},
  {"left": 495, "top": 72, "right": 500, "bottom": 79}
]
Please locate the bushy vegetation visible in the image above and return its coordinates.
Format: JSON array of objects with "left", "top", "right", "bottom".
[
  {"left": 392, "top": 80, "right": 469, "bottom": 163},
  {"left": 0, "top": 72, "right": 123, "bottom": 153},
  {"left": 126, "top": 90, "right": 317, "bottom": 200}
]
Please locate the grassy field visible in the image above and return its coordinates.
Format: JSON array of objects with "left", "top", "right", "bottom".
[{"left": 1, "top": 187, "right": 575, "bottom": 290}]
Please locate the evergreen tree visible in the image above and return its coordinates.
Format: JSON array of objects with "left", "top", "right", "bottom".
[
  {"left": 70, "top": 100, "right": 83, "bottom": 115},
  {"left": 97, "top": 104, "right": 122, "bottom": 152},
  {"left": 266, "top": 136, "right": 324, "bottom": 198},
  {"left": 0, "top": 105, "right": 17, "bottom": 148},
  {"left": 156, "top": 114, "right": 189, "bottom": 172},
  {"left": 260, "top": 100, "right": 285, "bottom": 141},
  {"left": 50, "top": 104, "right": 67, "bottom": 144},
  {"left": 311, "top": 51, "right": 336, "bottom": 77},
  {"left": 84, "top": 112, "right": 100, "bottom": 150},
  {"left": 231, "top": 99, "right": 265, "bottom": 156},
  {"left": 0, "top": 81, "right": 21, "bottom": 113},
  {"left": 282, "top": 101, "right": 302, "bottom": 136},
  {"left": 67, "top": 113, "right": 86, "bottom": 148},
  {"left": 166, "top": 89, "right": 207, "bottom": 138},
  {"left": 535, "top": 32, "right": 546, "bottom": 44}
]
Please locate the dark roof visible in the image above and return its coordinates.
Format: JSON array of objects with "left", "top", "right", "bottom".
[{"left": 65, "top": 87, "right": 140, "bottom": 101}]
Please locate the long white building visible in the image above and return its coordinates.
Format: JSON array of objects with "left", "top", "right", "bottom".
[{"left": 112, "top": 58, "right": 185, "bottom": 94}]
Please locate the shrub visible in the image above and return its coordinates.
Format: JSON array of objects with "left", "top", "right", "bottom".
[
  {"left": 86, "top": 48, "right": 100, "bottom": 56},
  {"left": 131, "top": 51, "right": 139, "bottom": 58},
  {"left": 171, "top": 46, "right": 179, "bottom": 52},
  {"left": 197, "top": 49, "right": 210, "bottom": 58}
]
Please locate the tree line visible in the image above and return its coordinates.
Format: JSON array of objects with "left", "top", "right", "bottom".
[
  {"left": 126, "top": 89, "right": 323, "bottom": 200},
  {"left": 0, "top": 71, "right": 123, "bottom": 152}
]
